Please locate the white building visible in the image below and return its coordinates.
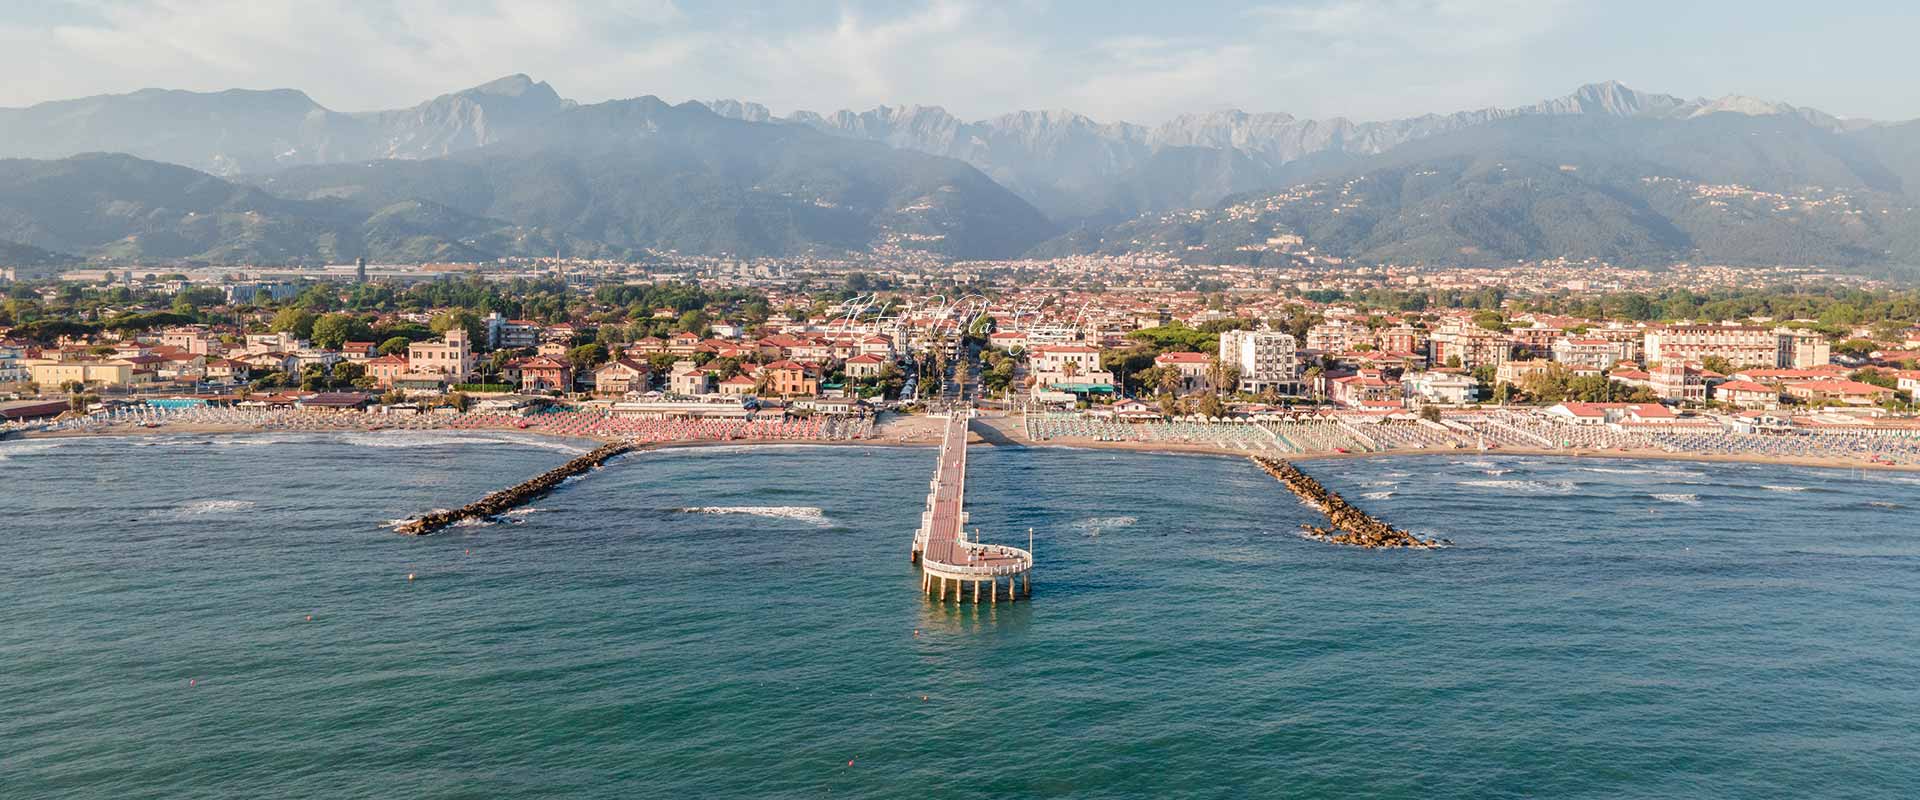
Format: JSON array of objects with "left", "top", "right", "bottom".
[
  {"left": 1218, "top": 329, "right": 1298, "bottom": 393},
  {"left": 1402, "top": 371, "right": 1479, "bottom": 406}
]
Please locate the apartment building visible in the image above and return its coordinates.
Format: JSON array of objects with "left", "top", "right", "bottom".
[
  {"left": 1644, "top": 325, "right": 1795, "bottom": 369},
  {"left": 1218, "top": 329, "right": 1298, "bottom": 393}
]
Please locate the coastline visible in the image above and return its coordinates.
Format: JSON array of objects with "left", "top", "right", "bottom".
[{"left": 14, "top": 412, "right": 1920, "bottom": 474}]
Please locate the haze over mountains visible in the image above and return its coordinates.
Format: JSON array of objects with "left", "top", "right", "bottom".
[{"left": 2, "top": 75, "right": 1918, "bottom": 271}]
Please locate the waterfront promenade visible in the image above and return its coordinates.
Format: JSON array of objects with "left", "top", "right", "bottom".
[{"left": 912, "top": 410, "right": 1033, "bottom": 602}]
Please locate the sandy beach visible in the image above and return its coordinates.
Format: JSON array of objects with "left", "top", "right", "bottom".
[{"left": 13, "top": 409, "right": 1920, "bottom": 474}]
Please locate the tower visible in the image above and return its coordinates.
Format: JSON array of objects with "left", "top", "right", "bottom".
[{"left": 355, "top": 256, "right": 368, "bottom": 284}]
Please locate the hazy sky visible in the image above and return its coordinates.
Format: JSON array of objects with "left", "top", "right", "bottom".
[{"left": 4, "top": 0, "right": 1917, "bottom": 123}]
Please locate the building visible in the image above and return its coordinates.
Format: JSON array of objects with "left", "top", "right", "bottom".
[
  {"left": 593, "top": 358, "right": 651, "bottom": 395},
  {"left": 1328, "top": 370, "right": 1399, "bottom": 408},
  {"left": 519, "top": 356, "right": 573, "bottom": 393},
  {"left": 1304, "top": 321, "right": 1365, "bottom": 353},
  {"left": 1494, "top": 360, "right": 1555, "bottom": 388},
  {"left": 1777, "top": 329, "right": 1831, "bottom": 369},
  {"left": 25, "top": 358, "right": 135, "bottom": 388},
  {"left": 1153, "top": 351, "right": 1213, "bottom": 394},
  {"left": 1429, "top": 327, "right": 1511, "bottom": 369},
  {"left": 159, "top": 326, "right": 220, "bottom": 356},
  {"left": 1402, "top": 371, "right": 1478, "bottom": 406},
  {"left": 762, "top": 360, "right": 819, "bottom": 397},
  {"left": 667, "top": 360, "right": 712, "bottom": 396},
  {"left": 844, "top": 352, "right": 888, "bottom": 379},
  {"left": 1510, "top": 325, "right": 1562, "bottom": 358},
  {"left": 365, "top": 354, "right": 409, "bottom": 389},
  {"left": 1552, "top": 337, "right": 1630, "bottom": 370},
  {"left": 1028, "top": 344, "right": 1114, "bottom": 393},
  {"left": 1218, "top": 329, "right": 1297, "bottom": 393},
  {"left": 1712, "top": 379, "right": 1780, "bottom": 409},
  {"left": 1649, "top": 360, "right": 1707, "bottom": 403},
  {"left": 1374, "top": 326, "right": 1427, "bottom": 361},
  {"left": 1784, "top": 379, "right": 1895, "bottom": 406},
  {"left": 405, "top": 329, "right": 474, "bottom": 383},
  {"left": 1644, "top": 324, "right": 1819, "bottom": 369}
]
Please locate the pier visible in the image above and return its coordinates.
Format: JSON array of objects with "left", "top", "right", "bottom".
[
  {"left": 397, "top": 441, "right": 634, "bottom": 535},
  {"left": 1250, "top": 455, "right": 1445, "bottom": 549},
  {"left": 912, "top": 409, "right": 1034, "bottom": 602}
]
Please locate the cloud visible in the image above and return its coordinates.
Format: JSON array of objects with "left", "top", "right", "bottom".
[{"left": 2, "top": 0, "right": 1809, "bottom": 126}]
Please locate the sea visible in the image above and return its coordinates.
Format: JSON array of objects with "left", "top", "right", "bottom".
[{"left": 4, "top": 432, "right": 1918, "bottom": 799}]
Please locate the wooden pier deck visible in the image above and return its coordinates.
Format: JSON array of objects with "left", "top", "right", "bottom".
[{"left": 913, "top": 410, "right": 1033, "bottom": 602}]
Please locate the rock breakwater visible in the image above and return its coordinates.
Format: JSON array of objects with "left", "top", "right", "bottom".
[
  {"left": 1250, "top": 455, "right": 1445, "bottom": 549},
  {"left": 397, "top": 441, "right": 634, "bottom": 535}
]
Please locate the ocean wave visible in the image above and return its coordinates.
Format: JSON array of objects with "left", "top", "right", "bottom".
[
  {"left": 1651, "top": 493, "right": 1699, "bottom": 505},
  {"left": 1361, "top": 491, "right": 1395, "bottom": 500},
  {"left": 1073, "top": 516, "right": 1137, "bottom": 535},
  {"left": 158, "top": 499, "right": 256, "bottom": 517},
  {"left": 338, "top": 431, "right": 591, "bottom": 455},
  {"left": 1453, "top": 460, "right": 1498, "bottom": 468},
  {"left": 450, "top": 516, "right": 495, "bottom": 528},
  {"left": 1358, "top": 480, "right": 1398, "bottom": 488},
  {"left": 679, "top": 506, "right": 830, "bottom": 525},
  {"left": 1867, "top": 501, "right": 1904, "bottom": 509},
  {"left": 1458, "top": 479, "right": 1575, "bottom": 494},
  {"left": 0, "top": 440, "right": 69, "bottom": 460},
  {"left": 1378, "top": 471, "right": 1411, "bottom": 478},
  {"left": 1481, "top": 468, "right": 1513, "bottom": 476},
  {"left": 1579, "top": 466, "right": 1642, "bottom": 474},
  {"left": 1761, "top": 485, "right": 1807, "bottom": 493}
]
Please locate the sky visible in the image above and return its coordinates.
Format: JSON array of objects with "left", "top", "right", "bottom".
[{"left": 3, "top": 0, "right": 1917, "bottom": 124}]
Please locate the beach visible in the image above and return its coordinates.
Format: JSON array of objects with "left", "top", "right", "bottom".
[{"left": 16, "top": 407, "right": 1920, "bottom": 473}]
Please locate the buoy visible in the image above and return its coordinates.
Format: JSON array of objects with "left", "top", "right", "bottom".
[
  {"left": 847, "top": 759, "right": 855, "bottom": 767},
  {"left": 305, "top": 615, "right": 313, "bottom": 621},
  {"left": 407, "top": 573, "right": 415, "bottom": 581},
  {"left": 188, "top": 679, "right": 196, "bottom": 686}
]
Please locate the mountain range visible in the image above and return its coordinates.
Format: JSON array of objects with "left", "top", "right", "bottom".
[{"left": 1, "top": 76, "right": 1917, "bottom": 270}]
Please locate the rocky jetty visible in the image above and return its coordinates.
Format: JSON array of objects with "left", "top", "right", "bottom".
[
  {"left": 1249, "top": 455, "right": 1446, "bottom": 549},
  {"left": 397, "top": 441, "right": 634, "bottom": 535}
]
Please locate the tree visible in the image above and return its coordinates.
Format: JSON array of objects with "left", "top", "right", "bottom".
[
  {"left": 430, "top": 308, "right": 485, "bottom": 346},
  {"left": 270, "top": 307, "right": 318, "bottom": 340},
  {"left": 377, "top": 336, "right": 412, "bottom": 356},
  {"left": 311, "top": 313, "right": 372, "bottom": 350},
  {"left": 1419, "top": 405, "right": 1442, "bottom": 423},
  {"left": 331, "top": 361, "right": 368, "bottom": 389},
  {"left": 1197, "top": 393, "right": 1226, "bottom": 419},
  {"left": 446, "top": 392, "right": 472, "bottom": 413},
  {"left": 1701, "top": 355, "right": 1733, "bottom": 376},
  {"left": 567, "top": 343, "right": 609, "bottom": 374}
]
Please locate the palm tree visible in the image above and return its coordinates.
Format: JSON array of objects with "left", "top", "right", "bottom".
[{"left": 1155, "top": 366, "right": 1181, "bottom": 398}]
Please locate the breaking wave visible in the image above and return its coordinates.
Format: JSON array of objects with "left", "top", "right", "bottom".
[
  {"left": 1073, "top": 516, "right": 1137, "bottom": 536},
  {"left": 1458, "top": 479, "right": 1575, "bottom": 494},
  {"left": 1651, "top": 493, "right": 1699, "bottom": 505},
  {"left": 0, "top": 440, "right": 68, "bottom": 460},
  {"left": 1762, "top": 485, "right": 1807, "bottom": 493},
  {"left": 158, "top": 499, "right": 257, "bottom": 517},
  {"left": 679, "top": 506, "right": 831, "bottom": 525},
  {"left": 1360, "top": 491, "right": 1395, "bottom": 500}
]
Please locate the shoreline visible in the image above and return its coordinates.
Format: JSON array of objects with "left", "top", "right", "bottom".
[{"left": 13, "top": 415, "right": 1920, "bottom": 474}]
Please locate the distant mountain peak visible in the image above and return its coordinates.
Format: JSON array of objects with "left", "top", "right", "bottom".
[
  {"left": 1533, "top": 81, "right": 1686, "bottom": 117},
  {"left": 1689, "top": 94, "right": 1797, "bottom": 117},
  {"left": 464, "top": 73, "right": 551, "bottom": 99}
]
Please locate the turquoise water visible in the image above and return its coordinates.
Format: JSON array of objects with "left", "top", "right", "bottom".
[{"left": 4, "top": 433, "right": 1919, "bottom": 798}]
